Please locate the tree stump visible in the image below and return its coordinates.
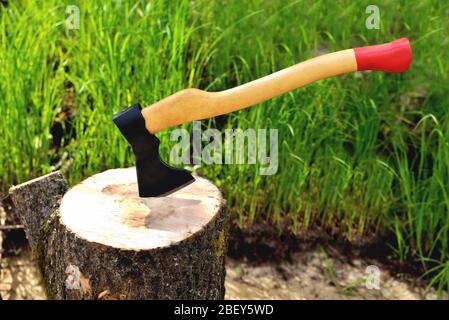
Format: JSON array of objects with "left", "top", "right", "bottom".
[{"left": 9, "top": 168, "right": 228, "bottom": 300}]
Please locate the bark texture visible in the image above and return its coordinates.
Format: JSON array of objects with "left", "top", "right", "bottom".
[{"left": 9, "top": 170, "right": 228, "bottom": 300}]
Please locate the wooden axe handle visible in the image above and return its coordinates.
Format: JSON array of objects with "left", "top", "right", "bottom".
[{"left": 142, "top": 38, "right": 411, "bottom": 133}]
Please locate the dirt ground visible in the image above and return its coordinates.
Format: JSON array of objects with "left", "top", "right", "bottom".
[
  {"left": 0, "top": 246, "right": 440, "bottom": 300},
  {"left": 0, "top": 249, "right": 46, "bottom": 300},
  {"left": 225, "top": 251, "right": 438, "bottom": 300},
  {"left": 0, "top": 201, "right": 441, "bottom": 300}
]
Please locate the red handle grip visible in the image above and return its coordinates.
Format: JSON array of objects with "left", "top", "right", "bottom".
[{"left": 353, "top": 38, "right": 412, "bottom": 73}]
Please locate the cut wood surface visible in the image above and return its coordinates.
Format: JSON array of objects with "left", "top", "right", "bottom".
[
  {"left": 60, "top": 168, "right": 223, "bottom": 250},
  {"left": 9, "top": 168, "right": 228, "bottom": 299}
]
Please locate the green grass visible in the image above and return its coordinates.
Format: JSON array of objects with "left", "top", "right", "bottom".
[{"left": 1, "top": 0, "right": 448, "bottom": 295}]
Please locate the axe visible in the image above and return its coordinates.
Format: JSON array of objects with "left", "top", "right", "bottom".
[{"left": 113, "top": 38, "right": 412, "bottom": 197}]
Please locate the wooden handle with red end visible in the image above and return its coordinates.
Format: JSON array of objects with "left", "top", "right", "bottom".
[{"left": 142, "top": 38, "right": 412, "bottom": 133}]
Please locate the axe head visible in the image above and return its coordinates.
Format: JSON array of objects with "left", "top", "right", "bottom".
[{"left": 113, "top": 104, "right": 194, "bottom": 197}]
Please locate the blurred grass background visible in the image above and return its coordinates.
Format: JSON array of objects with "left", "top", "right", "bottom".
[{"left": 0, "top": 0, "right": 448, "bottom": 293}]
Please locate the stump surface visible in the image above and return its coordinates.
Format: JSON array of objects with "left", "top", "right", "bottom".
[{"left": 60, "top": 168, "right": 223, "bottom": 250}]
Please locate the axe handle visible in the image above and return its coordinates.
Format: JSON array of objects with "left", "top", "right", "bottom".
[{"left": 142, "top": 38, "right": 411, "bottom": 133}]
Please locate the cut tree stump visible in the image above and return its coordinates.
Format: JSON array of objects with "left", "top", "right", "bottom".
[{"left": 9, "top": 167, "right": 228, "bottom": 300}]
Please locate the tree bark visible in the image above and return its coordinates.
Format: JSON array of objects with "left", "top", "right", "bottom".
[{"left": 9, "top": 168, "right": 228, "bottom": 300}]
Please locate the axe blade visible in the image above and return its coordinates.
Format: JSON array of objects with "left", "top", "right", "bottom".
[{"left": 113, "top": 104, "right": 194, "bottom": 197}]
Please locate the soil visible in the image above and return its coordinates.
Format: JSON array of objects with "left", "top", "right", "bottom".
[
  {"left": 0, "top": 206, "right": 443, "bottom": 300},
  {"left": 0, "top": 244, "right": 441, "bottom": 300},
  {"left": 0, "top": 249, "right": 46, "bottom": 300},
  {"left": 225, "top": 253, "right": 438, "bottom": 300},
  {"left": 227, "top": 217, "right": 427, "bottom": 278}
]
